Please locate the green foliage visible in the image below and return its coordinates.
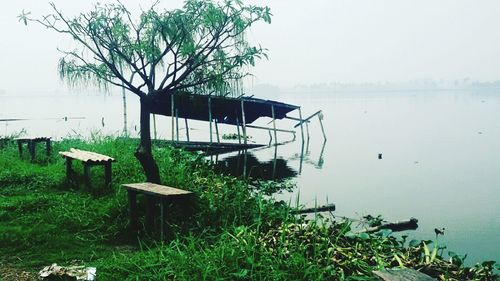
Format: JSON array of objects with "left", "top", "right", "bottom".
[
  {"left": 23, "top": 0, "right": 272, "bottom": 97},
  {"left": 0, "top": 138, "right": 497, "bottom": 280}
]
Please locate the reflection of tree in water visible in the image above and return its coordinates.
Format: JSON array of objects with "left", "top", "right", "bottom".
[{"left": 214, "top": 152, "right": 297, "bottom": 181}]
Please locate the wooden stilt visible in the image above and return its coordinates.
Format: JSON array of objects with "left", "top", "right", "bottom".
[
  {"left": 271, "top": 105, "right": 278, "bottom": 146},
  {"left": 175, "top": 109, "right": 179, "bottom": 142},
  {"left": 171, "top": 94, "right": 175, "bottom": 141},
  {"left": 272, "top": 144, "right": 277, "bottom": 179},
  {"left": 215, "top": 119, "right": 220, "bottom": 143},
  {"left": 184, "top": 118, "right": 190, "bottom": 142},
  {"left": 241, "top": 100, "right": 247, "bottom": 145},
  {"left": 153, "top": 114, "right": 157, "bottom": 140},
  {"left": 318, "top": 112, "right": 327, "bottom": 141},
  {"left": 298, "top": 108, "right": 305, "bottom": 143},
  {"left": 236, "top": 117, "right": 241, "bottom": 144},
  {"left": 305, "top": 121, "right": 310, "bottom": 140},
  {"left": 209, "top": 97, "right": 213, "bottom": 143}
]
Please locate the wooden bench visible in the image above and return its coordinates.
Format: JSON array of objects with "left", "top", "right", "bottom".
[
  {"left": 122, "top": 182, "right": 194, "bottom": 240},
  {"left": 59, "top": 148, "right": 115, "bottom": 187},
  {"left": 0, "top": 138, "right": 10, "bottom": 149},
  {"left": 16, "top": 137, "right": 51, "bottom": 161}
]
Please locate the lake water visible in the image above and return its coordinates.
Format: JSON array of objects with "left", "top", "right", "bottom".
[{"left": 1, "top": 89, "right": 499, "bottom": 264}]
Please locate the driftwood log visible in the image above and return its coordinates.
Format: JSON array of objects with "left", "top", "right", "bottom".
[
  {"left": 373, "top": 268, "right": 435, "bottom": 281},
  {"left": 356, "top": 218, "right": 418, "bottom": 234}
]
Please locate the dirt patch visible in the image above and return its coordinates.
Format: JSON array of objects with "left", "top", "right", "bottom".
[{"left": 0, "top": 265, "right": 37, "bottom": 281}]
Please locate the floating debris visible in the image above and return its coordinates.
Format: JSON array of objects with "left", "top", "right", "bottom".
[{"left": 39, "top": 263, "right": 96, "bottom": 281}]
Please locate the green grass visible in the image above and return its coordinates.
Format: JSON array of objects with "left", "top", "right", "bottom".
[{"left": 0, "top": 137, "right": 498, "bottom": 280}]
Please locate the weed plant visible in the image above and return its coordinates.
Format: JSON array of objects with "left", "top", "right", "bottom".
[{"left": 0, "top": 137, "right": 497, "bottom": 280}]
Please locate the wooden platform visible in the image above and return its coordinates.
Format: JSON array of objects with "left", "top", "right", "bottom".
[{"left": 153, "top": 140, "right": 265, "bottom": 155}]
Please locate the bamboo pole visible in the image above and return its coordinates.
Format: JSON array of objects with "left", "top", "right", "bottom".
[
  {"left": 318, "top": 112, "right": 327, "bottom": 141},
  {"left": 184, "top": 118, "right": 190, "bottom": 142},
  {"left": 175, "top": 109, "right": 179, "bottom": 142},
  {"left": 171, "top": 94, "right": 175, "bottom": 141},
  {"left": 271, "top": 105, "right": 278, "bottom": 146},
  {"left": 298, "top": 108, "right": 305, "bottom": 143},
  {"left": 236, "top": 116, "right": 241, "bottom": 144},
  {"left": 153, "top": 114, "right": 157, "bottom": 140},
  {"left": 215, "top": 119, "right": 220, "bottom": 143},
  {"left": 208, "top": 97, "right": 213, "bottom": 143},
  {"left": 241, "top": 100, "right": 247, "bottom": 145}
]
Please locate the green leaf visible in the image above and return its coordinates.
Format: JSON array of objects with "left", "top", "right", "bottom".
[{"left": 408, "top": 239, "right": 420, "bottom": 247}]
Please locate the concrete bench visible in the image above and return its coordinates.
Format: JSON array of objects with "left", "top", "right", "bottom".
[
  {"left": 16, "top": 137, "right": 51, "bottom": 161},
  {"left": 122, "top": 182, "right": 194, "bottom": 240},
  {"left": 59, "top": 148, "right": 115, "bottom": 187}
]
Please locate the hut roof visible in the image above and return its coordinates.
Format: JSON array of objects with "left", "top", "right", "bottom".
[{"left": 149, "top": 92, "right": 299, "bottom": 125}]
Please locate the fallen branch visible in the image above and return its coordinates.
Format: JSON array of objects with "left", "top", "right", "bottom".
[
  {"left": 356, "top": 218, "right": 418, "bottom": 234},
  {"left": 292, "top": 203, "right": 336, "bottom": 214}
]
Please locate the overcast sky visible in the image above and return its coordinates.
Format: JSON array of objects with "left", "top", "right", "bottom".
[{"left": 1, "top": 0, "right": 500, "bottom": 93}]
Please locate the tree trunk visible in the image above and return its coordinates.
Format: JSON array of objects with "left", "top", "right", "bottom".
[{"left": 135, "top": 97, "right": 161, "bottom": 184}]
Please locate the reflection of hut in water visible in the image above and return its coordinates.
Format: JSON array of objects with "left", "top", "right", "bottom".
[{"left": 214, "top": 152, "right": 297, "bottom": 181}]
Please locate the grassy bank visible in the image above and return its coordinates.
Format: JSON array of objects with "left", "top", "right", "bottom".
[{"left": 0, "top": 137, "right": 498, "bottom": 280}]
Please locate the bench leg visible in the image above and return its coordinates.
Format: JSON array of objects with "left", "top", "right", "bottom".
[
  {"left": 65, "top": 158, "right": 73, "bottom": 180},
  {"left": 104, "top": 162, "right": 112, "bottom": 187},
  {"left": 145, "top": 195, "right": 156, "bottom": 233},
  {"left": 160, "top": 199, "right": 166, "bottom": 240},
  {"left": 127, "top": 190, "right": 138, "bottom": 231},
  {"left": 45, "top": 140, "right": 51, "bottom": 156},
  {"left": 83, "top": 163, "right": 91, "bottom": 188},
  {"left": 28, "top": 140, "right": 35, "bottom": 162},
  {"left": 17, "top": 141, "right": 23, "bottom": 157}
]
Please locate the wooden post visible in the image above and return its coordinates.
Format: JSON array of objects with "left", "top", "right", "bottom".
[
  {"left": 240, "top": 100, "right": 247, "bottom": 145},
  {"left": 236, "top": 117, "right": 241, "bottom": 144},
  {"left": 271, "top": 105, "right": 278, "bottom": 146},
  {"left": 318, "top": 112, "right": 327, "bottom": 141},
  {"left": 175, "top": 109, "right": 179, "bottom": 142},
  {"left": 184, "top": 118, "right": 190, "bottom": 142},
  {"left": 127, "top": 190, "right": 138, "bottom": 231},
  {"left": 65, "top": 157, "right": 73, "bottom": 179},
  {"left": 298, "top": 108, "right": 305, "bottom": 143},
  {"left": 104, "top": 161, "right": 112, "bottom": 187},
  {"left": 208, "top": 97, "right": 213, "bottom": 143},
  {"left": 83, "top": 163, "right": 91, "bottom": 188},
  {"left": 215, "top": 119, "right": 220, "bottom": 143},
  {"left": 171, "top": 94, "right": 175, "bottom": 141}
]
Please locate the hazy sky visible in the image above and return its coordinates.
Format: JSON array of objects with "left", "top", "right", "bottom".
[{"left": 1, "top": 0, "right": 500, "bottom": 93}]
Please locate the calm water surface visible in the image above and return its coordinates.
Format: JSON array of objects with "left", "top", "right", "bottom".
[{"left": 1, "top": 89, "right": 499, "bottom": 264}]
